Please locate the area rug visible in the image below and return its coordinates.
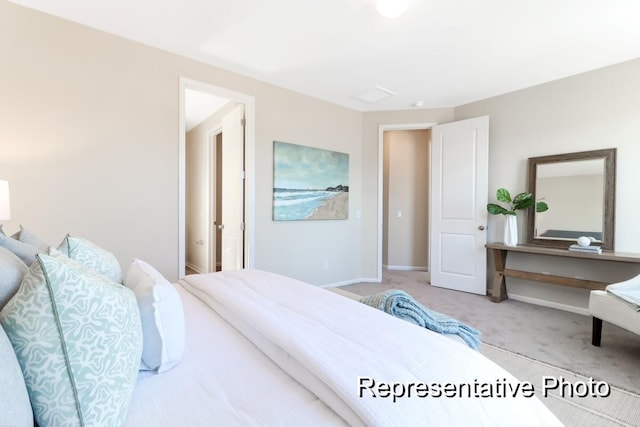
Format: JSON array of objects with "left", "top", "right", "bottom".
[{"left": 481, "top": 343, "right": 640, "bottom": 427}]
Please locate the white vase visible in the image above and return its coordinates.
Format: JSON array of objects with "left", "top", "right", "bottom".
[{"left": 503, "top": 215, "right": 518, "bottom": 246}]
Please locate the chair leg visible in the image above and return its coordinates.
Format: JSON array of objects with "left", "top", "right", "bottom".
[{"left": 592, "top": 317, "right": 603, "bottom": 347}]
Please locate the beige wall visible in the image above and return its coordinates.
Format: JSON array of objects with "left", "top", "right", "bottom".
[
  {"left": 0, "top": 1, "right": 363, "bottom": 284},
  {"left": 360, "top": 58, "right": 640, "bottom": 311},
  {"left": 1, "top": 2, "right": 181, "bottom": 279},
  {"left": 455, "top": 59, "right": 640, "bottom": 252},
  {"left": 4, "top": 1, "right": 640, "bottom": 307},
  {"left": 454, "top": 58, "right": 640, "bottom": 311},
  {"left": 254, "top": 90, "right": 363, "bottom": 285},
  {"left": 536, "top": 174, "right": 603, "bottom": 236},
  {"left": 383, "top": 130, "right": 430, "bottom": 269}
]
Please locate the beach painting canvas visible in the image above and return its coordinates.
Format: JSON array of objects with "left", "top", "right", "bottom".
[{"left": 273, "top": 141, "right": 349, "bottom": 221}]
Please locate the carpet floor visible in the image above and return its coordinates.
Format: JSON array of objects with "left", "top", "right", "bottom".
[
  {"left": 341, "top": 270, "right": 640, "bottom": 426},
  {"left": 482, "top": 343, "right": 640, "bottom": 427}
]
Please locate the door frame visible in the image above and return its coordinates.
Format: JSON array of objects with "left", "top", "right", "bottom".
[
  {"left": 179, "top": 77, "right": 256, "bottom": 278},
  {"left": 377, "top": 122, "right": 437, "bottom": 282},
  {"left": 208, "top": 127, "right": 222, "bottom": 273}
]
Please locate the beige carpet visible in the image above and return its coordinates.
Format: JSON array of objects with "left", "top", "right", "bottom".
[
  {"left": 482, "top": 343, "right": 640, "bottom": 427},
  {"left": 341, "top": 270, "right": 640, "bottom": 426}
]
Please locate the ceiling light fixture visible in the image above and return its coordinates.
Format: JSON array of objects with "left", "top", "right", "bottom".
[{"left": 376, "top": 0, "right": 411, "bottom": 19}]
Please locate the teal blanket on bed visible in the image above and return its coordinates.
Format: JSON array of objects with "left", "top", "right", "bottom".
[{"left": 359, "top": 290, "right": 481, "bottom": 350}]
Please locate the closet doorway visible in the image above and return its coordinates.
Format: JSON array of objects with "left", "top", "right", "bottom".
[
  {"left": 377, "top": 117, "right": 489, "bottom": 294},
  {"left": 382, "top": 128, "right": 431, "bottom": 273}
]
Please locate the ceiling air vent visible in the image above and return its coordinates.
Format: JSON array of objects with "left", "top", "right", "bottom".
[{"left": 355, "top": 86, "right": 396, "bottom": 103}]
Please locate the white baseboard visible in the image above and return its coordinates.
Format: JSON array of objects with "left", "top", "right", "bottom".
[
  {"left": 319, "top": 275, "right": 589, "bottom": 316},
  {"left": 384, "top": 265, "right": 428, "bottom": 271},
  {"left": 509, "top": 293, "right": 589, "bottom": 316},
  {"left": 186, "top": 262, "right": 207, "bottom": 275},
  {"left": 320, "top": 277, "right": 380, "bottom": 288}
]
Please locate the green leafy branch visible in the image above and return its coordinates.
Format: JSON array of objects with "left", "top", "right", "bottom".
[{"left": 486, "top": 188, "right": 549, "bottom": 216}]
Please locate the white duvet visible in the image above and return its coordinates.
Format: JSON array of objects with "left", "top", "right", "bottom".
[
  {"left": 181, "top": 269, "right": 562, "bottom": 427},
  {"left": 125, "top": 277, "right": 348, "bottom": 426}
]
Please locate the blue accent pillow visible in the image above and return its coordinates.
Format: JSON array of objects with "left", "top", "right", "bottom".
[
  {"left": 0, "top": 233, "right": 39, "bottom": 265},
  {"left": 0, "top": 252, "right": 142, "bottom": 427},
  {"left": 0, "top": 324, "right": 33, "bottom": 427},
  {"left": 0, "top": 246, "right": 28, "bottom": 310},
  {"left": 11, "top": 225, "right": 49, "bottom": 252},
  {"left": 58, "top": 234, "right": 122, "bottom": 283}
]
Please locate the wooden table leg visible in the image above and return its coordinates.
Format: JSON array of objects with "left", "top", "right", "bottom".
[{"left": 490, "top": 248, "right": 508, "bottom": 302}]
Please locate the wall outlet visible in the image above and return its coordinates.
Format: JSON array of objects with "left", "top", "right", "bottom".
[{"left": 323, "top": 260, "right": 329, "bottom": 270}]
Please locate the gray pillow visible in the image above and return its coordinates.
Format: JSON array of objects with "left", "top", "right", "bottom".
[
  {"left": 0, "top": 325, "right": 33, "bottom": 427},
  {"left": 0, "top": 246, "right": 28, "bottom": 309},
  {"left": 12, "top": 226, "right": 49, "bottom": 252},
  {"left": 0, "top": 233, "right": 39, "bottom": 265}
]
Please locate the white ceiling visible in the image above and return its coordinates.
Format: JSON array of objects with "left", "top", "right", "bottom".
[
  {"left": 184, "top": 89, "right": 229, "bottom": 132},
  {"left": 9, "top": 0, "right": 640, "bottom": 111}
]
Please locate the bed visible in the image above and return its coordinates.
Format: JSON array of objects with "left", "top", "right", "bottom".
[
  {"left": 125, "top": 269, "right": 561, "bottom": 426},
  {"left": 0, "top": 231, "right": 561, "bottom": 426},
  {"left": 538, "top": 229, "right": 602, "bottom": 241}
]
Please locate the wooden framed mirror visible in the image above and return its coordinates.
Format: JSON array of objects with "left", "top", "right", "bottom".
[{"left": 526, "top": 148, "right": 616, "bottom": 251}]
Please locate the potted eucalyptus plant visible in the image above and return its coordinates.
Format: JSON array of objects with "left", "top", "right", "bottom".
[{"left": 487, "top": 188, "right": 548, "bottom": 246}]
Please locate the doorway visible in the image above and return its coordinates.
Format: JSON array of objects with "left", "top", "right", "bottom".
[
  {"left": 376, "top": 117, "right": 489, "bottom": 294},
  {"left": 377, "top": 123, "right": 436, "bottom": 281},
  {"left": 382, "top": 129, "right": 431, "bottom": 272},
  {"left": 179, "top": 78, "right": 256, "bottom": 278}
]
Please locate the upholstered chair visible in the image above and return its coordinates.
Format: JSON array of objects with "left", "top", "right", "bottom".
[{"left": 589, "top": 275, "right": 640, "bottom": 346}]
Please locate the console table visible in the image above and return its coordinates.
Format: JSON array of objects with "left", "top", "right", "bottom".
[{"left": 486, "top": 243, "right": 640, "bottom": 302}]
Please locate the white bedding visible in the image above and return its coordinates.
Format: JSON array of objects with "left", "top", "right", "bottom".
[
  {"left": 125, "top": 281, "right": 347, "bottom": 426},
  {"left": 126, "top": 269, "right": 561, "bottom": 426}
]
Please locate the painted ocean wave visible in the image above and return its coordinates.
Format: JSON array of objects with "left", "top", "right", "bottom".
[{"left": 273, "top": 189, "right": 338, "bottom": 220}]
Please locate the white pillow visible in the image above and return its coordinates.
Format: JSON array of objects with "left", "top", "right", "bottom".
[{"left": 125, "top": 259, "right": 185, "bottom": 373}]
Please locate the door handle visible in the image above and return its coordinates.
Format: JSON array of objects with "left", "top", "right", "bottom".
[
  {"left": 218, "top": 224, "right": 224, "bottom": 230},
  {"left": 478, "top": 225, "right": 486, "bottom": 230}
]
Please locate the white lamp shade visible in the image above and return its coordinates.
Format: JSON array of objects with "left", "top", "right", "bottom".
[
  {"left": 376, "top": 0, "right": 411, "bottom": 18},
  {"left": 0, "top": 180, "right": 11, "bottom": 220}
]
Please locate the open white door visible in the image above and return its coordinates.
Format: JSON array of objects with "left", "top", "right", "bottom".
[
  {"left": 220, "top": 104, "right": 245, "bottom": 271},
  {"left": 430, "top": 116, "right": 489, "bottom": 294}
]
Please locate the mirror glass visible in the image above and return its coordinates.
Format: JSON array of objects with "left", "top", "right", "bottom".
[
  {"left": 526, "top": 149, "right": 616, "bottom": 251},
  {"left": 535, "top": 159, "right": 605, "bottom": 242}
]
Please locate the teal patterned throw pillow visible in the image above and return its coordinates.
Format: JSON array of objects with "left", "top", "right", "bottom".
[
  {"left": 58, "top": 234, "right": 122, "bottom": 282},
  {"left": 0, "top": 252, "right": 142, "bottom": 427}
]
